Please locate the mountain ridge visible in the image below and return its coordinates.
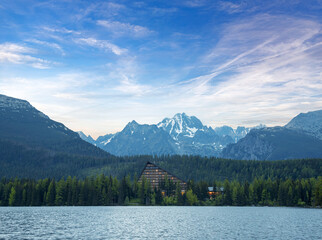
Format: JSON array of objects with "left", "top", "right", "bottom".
[
  {"left": 0, "top": 94, "right": 111, "bottom": 158},
  {"left": 79, "top": 110, "right": 322, "bottom": 160},
  {"left": 80, "top": 113, "right": 264, "bottom": 157},
  {"left": 221, "top": 110, "right": 322, "bottom": 160}
]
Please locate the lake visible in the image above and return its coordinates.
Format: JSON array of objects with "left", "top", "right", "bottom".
[{"left": 0, "top": 206, "right": 321, "bottom": 239}]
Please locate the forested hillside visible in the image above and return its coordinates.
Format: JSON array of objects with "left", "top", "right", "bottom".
[{"left": 2, "top": 147, "right": 320, "bottom": 182}]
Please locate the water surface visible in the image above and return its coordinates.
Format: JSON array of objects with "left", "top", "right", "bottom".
[{"left": 0, "top": 206, "right": 321, "bottom": 239}]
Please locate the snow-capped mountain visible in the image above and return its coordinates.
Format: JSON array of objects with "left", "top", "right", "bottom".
[
  {"left": 157, "top": 113, "right": 233, "bottom": 156},
  {"left": 157, "top": 113, "right": 204, "bottom": 140},
  {"left": 285, "top": 110, "right": 322, "bottom": 140},
  {"left": 83, "top": 113, "right": 254, "bottom": 157}
]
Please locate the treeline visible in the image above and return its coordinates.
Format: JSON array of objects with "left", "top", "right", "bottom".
[
  {"left": 1, "top": 175, "right": 321, "bottom": 207},
  {"left": 75, "top": 156, "right": 322, "bottom": 182},
  {"left": 150, "top": 156, "right": 322, "bottom": 182}
]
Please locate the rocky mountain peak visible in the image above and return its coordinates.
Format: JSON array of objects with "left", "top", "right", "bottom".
[{"left": 158, "top": 113, "right": 204, "bottom": 139}]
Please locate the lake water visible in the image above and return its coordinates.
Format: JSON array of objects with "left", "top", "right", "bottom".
[{"left": 0, "top": 206, "right": 321, "bottom": 239}]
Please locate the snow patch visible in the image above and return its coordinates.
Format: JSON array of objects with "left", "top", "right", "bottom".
[{"left": 103, "top": 136, "right": 115, "bottom": 145}]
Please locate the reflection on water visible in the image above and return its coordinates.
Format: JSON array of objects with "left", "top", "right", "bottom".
[{"left": 0, "top": 206, "right": 321, "bottom": 239}]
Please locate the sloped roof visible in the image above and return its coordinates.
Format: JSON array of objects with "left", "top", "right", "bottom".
[{"left": 139, "top": 161, "right": 187, "bottom": 183}]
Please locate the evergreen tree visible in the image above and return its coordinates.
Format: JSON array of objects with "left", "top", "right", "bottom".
[
  {"left": 223, "top": 179, "right": 232, "bottom": 205},
  {"left": 55, "top": 178, "right": 66, "bottom": 206},
  {"left": 155, "top": 187, "right": 163, "bottom": 205},
  {"left": 186, "top": 189, "right": 198, "bottom": 206},
  {"left": 8, "top": 186, "right": 16, "bottom": 206},
  {"left": 46, "top": 180, "right": 56, "bottom": 206}
]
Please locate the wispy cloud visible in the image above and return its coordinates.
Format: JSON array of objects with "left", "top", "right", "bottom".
[
  {"left": 97, "top": 20, "right": 154, "bottom": 38},
  {"left": 105, "top": 2, "right": 126, "bottom": 11},
  {"left": 184, "top": 0, "right": 209, "bottom": 8},
  {"left": 0, "top": 69, "right": 154, "bottom": 136},
  {"left": 150, "top": 7, "right": 177, "bottom": 15},
  {"left": 169, "top": 14, "right": 322, "bottom": 127},
  {"left": 42, "top": 26, "right": 81, "bottom": 35},
  {"left": 114, "top": 75, "right": 153, "bottom": 97},
  {"left": 219, "top": 1, "right": 248, "bottom": 14},
  {"left": 26, "top": 39, "right": 65, "bottom": 56},
  {"left": 0, "top": 43, "right": 53, "bottom": 69},
  {"left": 75, "top": 37, "right": 127, "bottom": 55},
  {"left": 74, "top": 2, "right": 126, "bottom": 21}
]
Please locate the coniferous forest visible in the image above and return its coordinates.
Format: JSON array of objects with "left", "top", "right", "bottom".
[{"left": 1, "top": 175, "right": 321, "bottom": 207}]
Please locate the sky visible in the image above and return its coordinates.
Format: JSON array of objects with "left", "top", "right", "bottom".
[{"left": 0, "top": 0, "right": 321, "bottom": 138}]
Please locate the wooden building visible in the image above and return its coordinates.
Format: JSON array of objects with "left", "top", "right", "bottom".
[
  {"left": 208, "top": 187, "right": 224, "bottom": 199},
  {"left": 138, "top": 161, "right": 187, "bottom": 191}
]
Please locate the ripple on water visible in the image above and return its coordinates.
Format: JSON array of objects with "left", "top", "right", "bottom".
[{"left": 0, "top": 206, "right": 321, "bottom": 240}]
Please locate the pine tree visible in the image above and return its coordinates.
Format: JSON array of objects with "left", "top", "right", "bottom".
[
  {"left": 55, "top": 178, "right": 66, "bottom": 206},
  {"left": 46, "top": 180, "right": 56, "bottom": 206},
  {"left": 223, "top": 179, "right": 232, "bottom": 205},
  {"left": 8, "top": 187, "right": 16, "bottom": 206}
]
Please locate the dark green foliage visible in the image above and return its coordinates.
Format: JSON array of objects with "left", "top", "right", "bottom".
[
  {"left": 0, "top": 175, "right": 321, "bottom": 207},
  {"left": 1, "top": 137, "right": 321, "bottom": 181},
  {"left": 109, "top": 155, "right": 321, "bottom": 183}
]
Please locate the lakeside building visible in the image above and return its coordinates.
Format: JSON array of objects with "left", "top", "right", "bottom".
[
  {"left": 138, "top": 161, "right": 187, "bottom": 193},
  {"left": 208, "top": 187, "right": 224, "bottom": 199}
]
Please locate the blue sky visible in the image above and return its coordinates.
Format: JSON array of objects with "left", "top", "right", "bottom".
[{"left": 0, "top": 0, "right": 321, "bottom": 138}]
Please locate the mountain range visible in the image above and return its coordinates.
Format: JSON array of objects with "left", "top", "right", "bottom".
[
  {"left": 79, "top": 110, "right": 322, "bottom": 160},
  {"left": 1, "top": 93, "right": 322, "bottom": 167},
  {"left": 0, "top": 94, "right": 321, "bottom": 180},
  {"left": 222, "top": 110, "right": 322, "bottom": 160},
  {"left": 78, "top": 113, "right": 263, "bottom": 157}
]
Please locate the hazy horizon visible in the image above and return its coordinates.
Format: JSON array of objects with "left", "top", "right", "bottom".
[{"left": 1, "top": 0, "right": 321, "bottom": 138}]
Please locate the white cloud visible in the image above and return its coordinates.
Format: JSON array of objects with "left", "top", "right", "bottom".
[
  {"left": 114, "top": 75, "right": 152, "bottom": 97},
  {"left": 76, "top": 37, "right": 127, "bottom": 55},
  {"left": 219, "top": 1, "right": 247, "bottom": 14},
  {"left": 106, "top": 2, "right": 126, "bottom": 11},
  {"left": 97, "top": 20, "right": 154, "bottom": 38},
  {"left": 42, "top": 26, "right": 81, "bottom": 35},
  {"left": 0, "top": 69, "right": 154, "bottom": 137},
  {"left": 26, "top": 39, "right": 65, "bottom": 56},
  {"left": 0, "top": 43, "right": 52, "bottom": 69},
  {"left": 168, "top": 14, "right": 322, "bottom": 127}
]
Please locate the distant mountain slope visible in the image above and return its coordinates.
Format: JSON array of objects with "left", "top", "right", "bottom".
[
  {"left": 78, "top": 131, "right": 97, "bottom": 145},
  {"left": 0, "top": 94, "right": 110, "bottom": 157},
  {"left": 215, "top": 125, "right": 250, "bottom": 143},
  {"left": 96, "top": 121, "right": 178, "bottom": 156},
  {"left": 221, "top": 127, "right": 322, "bottom": 160},
  {"left": 221, "top": 109, "right": 322, "bottom": 160},
  {"left": 285, "top": 110, "right": 322, "bottom": 140}
]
